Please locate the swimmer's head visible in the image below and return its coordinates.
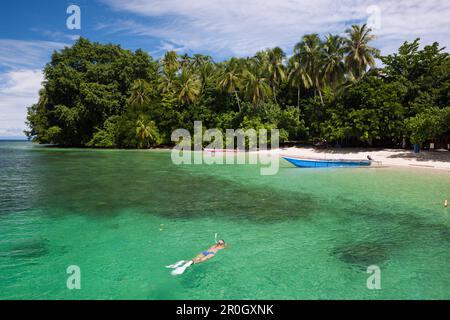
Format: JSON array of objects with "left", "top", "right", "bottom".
[{"left": 217, "top": 239, "right": 225, "bottom": 246}]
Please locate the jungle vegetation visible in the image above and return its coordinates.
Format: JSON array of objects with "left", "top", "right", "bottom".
[{"left": 26, "top": 24, "right": 450, "bottom": 148}]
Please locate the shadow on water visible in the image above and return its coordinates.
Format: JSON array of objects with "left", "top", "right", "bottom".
[
  {"left": 331, "top": 242, "right": 391, "bottom": 270},
  {"left": 12, "top": 148, "right": 318, "bottom": 223},
  {"left": 0, "top": 238, "right": 50, "bottom": 259},
  {"left": 329, "top": 196, "right": 450, "bottom": 269},
  {"left": 140, "top": 173, "right": 317, "bottom": 223}
]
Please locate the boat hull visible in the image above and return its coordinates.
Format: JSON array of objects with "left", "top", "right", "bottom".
[{"left": 282, "top": 156, "right": 371, "bottom": 168}]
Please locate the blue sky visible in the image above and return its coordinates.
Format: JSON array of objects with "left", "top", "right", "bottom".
[{"left": 1, "top": 0, "right": 449, "bottom": 139}]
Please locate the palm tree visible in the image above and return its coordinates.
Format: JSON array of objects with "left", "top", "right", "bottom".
[
  {"left": 218, "top": 65, "right": 242, "bottom": 111},
  {"left": 294, "top": 34, "right": 325, "bottom": 106},
  {"left": 128, "top": 79, "right": 152, "bottom": 109},
  {"left": 177, "top": 68, "right": 201, "bottom": 105},
  {"left": 322, "top": 34, "right": 346, "bottom": 88},
  {"left": 158, "top": 71, "right": 177, "bottom": 95},
  {"left": 288, "top": 60, "right": 312, "bottom": 112},
  {"left": 197, "top": 60, "right": 215, "bottom": 95},
  {"left": 267, "top": 47, "right": 286, "bottom": 103},
  {"left": 241, "top": 68, "right": 272, "bottom": 107},
  {"left": 253, "top": 50, "right": 269, "bottom": 67},
  {"left": 135, "top": 116, "right": 158, "bottom": 149},
  {"left": 192, "top": 54, "right": 212, "bottom": 69},
  {"left": 343, "top": 24, "right": 380, "bottom": 81},
  {"left": 180, "top": 53, "right": 192, "bottom": 69},
  {"left": 161, "top": 51, "right": 180, "bottom": 76}
]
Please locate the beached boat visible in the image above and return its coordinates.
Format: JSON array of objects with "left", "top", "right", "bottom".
[
  {"left": 282, "top": 156, "right": 371, "bottom": 168},
  {"left": 203, "top": 148, "right": 240, "bottom": 153}
]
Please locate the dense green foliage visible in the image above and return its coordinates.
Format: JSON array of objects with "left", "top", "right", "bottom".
[{"left": 26, "top": 24, "right": 450, "bottom": 148}]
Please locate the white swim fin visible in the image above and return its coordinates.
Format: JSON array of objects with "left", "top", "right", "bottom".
[
  {"left": 165, "top": 260, "right": 186, "bottom": 269},
  {"left": 171, "top": 261, "right": 193, "bottom": 276}
]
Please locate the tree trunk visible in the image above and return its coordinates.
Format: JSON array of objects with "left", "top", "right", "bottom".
[
  {"left": 234, "top": 90, "right": 241, "bottom": 112},
  {"left": 273, "top": 84, "right": 277, "bottom": 103},
  {"left": 316, "top": 78, "right": 324, "bottom": 107},
  {"left": 297, "top": 86, "right": 301, "bottom": 120},
  {"left": 318, "top": 89, "right": 324, "bottom": 107}
]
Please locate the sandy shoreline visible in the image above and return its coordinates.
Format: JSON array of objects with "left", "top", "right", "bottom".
[
  {"left": 199, "top": 147, "right": 450, "bottom": 171},
  {"left": 154, "top": 146, "right": 450, "bottom": 171},
  {"left": 273, "top": 147, "right": 450, "bottom": 171}
]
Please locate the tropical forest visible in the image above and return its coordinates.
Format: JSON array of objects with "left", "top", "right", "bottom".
[{"left": 26, "top": 24, "right": 450, "bottom": 149}]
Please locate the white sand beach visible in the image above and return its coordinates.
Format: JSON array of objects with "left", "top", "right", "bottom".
[{"left": 276, "top": 147, "right": 450, "bottom": 171}]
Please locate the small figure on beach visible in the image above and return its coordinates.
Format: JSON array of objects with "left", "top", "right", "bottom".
[
  {"left": 367, "top": 155, "right": 374, "bottom": 161},
  {"left": 166, "top": 240, "right": 227, "bottom": 276},
  {"left": 315, "top": 138, "right": 328, "bottom": 148}
]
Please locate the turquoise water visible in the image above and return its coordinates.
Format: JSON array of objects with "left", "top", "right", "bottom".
[{"left": 0, "top": 141, "right": 449, "bottom": 299}]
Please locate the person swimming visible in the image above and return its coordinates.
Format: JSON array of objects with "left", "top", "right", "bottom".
[
  {"left": 166, "top": 240, "right": 227, "bottom": 275},
  {"left": 192, "top": 239, "right": 227, "bottom": 264}
]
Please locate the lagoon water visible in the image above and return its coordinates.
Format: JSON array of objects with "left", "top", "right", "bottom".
[{"left": 0, "top": 141, "right": 449, "bottom": 299}]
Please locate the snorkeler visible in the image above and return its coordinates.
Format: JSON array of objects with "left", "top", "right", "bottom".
[{"left": 166, "top": 240, "right": 227, "bottom": 275}]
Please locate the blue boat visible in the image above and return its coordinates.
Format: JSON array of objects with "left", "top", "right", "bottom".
[{"left": 282, "top": 156, "right": 371, "bottom": 168}]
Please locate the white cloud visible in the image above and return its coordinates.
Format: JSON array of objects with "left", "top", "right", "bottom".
[
  {"left": 0, "top": 39, "right": 67, "bottom": 69},
  {"left": 0, "top": 69, "right": 43, "bottom": 96},
  {"left": 101, "top": 0, "right": 450, "bottom": 56},
  {"left": 156, "top": 41, "right": 186, "bottom": 53},
  {"left": 0, "top": 40, "right": 67, "bottom": 138},
  {"left": 0, "top": 69, "right": 44, "bottom": 138},
  {"left": 31, "top": 28, "right": 81, "bottom": 42}
]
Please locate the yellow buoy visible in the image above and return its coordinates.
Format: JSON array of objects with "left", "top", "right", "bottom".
[{"left": 445, "top": 200, "right": 448, "bottom": 208}]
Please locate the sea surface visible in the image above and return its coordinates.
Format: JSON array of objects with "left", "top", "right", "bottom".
[{"left": 0, "top": 141, "right": 449, "bottom": 299}]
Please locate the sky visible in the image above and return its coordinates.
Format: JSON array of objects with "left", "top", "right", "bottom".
[{"left": 0, "top": 0, "right": 449, "bottom": 139}]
